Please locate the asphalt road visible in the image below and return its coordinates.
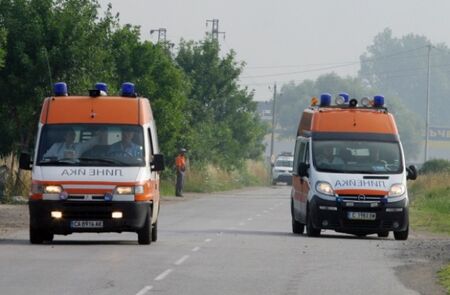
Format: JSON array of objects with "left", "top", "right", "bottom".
[{"left": 0, "top": 186, "right": 422, "bottom": 295}]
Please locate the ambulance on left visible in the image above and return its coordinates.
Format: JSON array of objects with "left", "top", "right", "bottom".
[{"left": 20, "top": 82, "right": 165, "bottom": 245}]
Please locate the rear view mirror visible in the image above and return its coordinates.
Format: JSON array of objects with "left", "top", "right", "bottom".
[
  {"left": 406, "top": 165, "right": 417, "bottom": 180},
  {"left": 19, "top": 153, "right": 32, "bottom": 170},
  {"left": 151, "top": 154, "right": 165, "bottom": 172},
  {"left": 298, "top": 162, "right": 309, "bottom": 177}
]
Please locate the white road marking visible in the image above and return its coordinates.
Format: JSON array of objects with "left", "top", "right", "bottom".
[
  {"left": 174, "top": 255, "right": 190, "bottom": 266},
  {"left": 135, "top": 285, "right": 153, "bottom": 295},
  {"left": 204, "top": 238, "right": 212, "bottom": 243},
  {"left": 155, "top": 269, "right": 173, "bottom": 281},
  {"left": 192, "top": 246, "right": 201, "bottom": 252},
  {"left": 247, "top": 218, "right": 253, "bottom": 221}
]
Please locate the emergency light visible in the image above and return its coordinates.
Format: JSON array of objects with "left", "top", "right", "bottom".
[
  {"left": 335, "top": 92, "right": 349, "bottom": 105},
  {"left": 374, "top": 95, "right": 385, "bottom": 107},
  {"left": 121, "top": 82, "right": 136, "bottom": 97},
  {"left": 360, "top": 97, "right": 371, "bottom": 107},
  {"left": 54, "top": 82, "right": 68, "bottom": 96},
  {"left": 95, "top": 82, "right": 108, "bottom": 95},
  {"left": 320, "top": 93, "right": 332, "bottom": 106}
]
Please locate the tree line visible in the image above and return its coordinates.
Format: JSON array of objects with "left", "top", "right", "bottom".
[
  {"left": 275, "top": 28, "right": 450, "bottom": 161},
  {"left": 0, "top": 0, "right": 266, "bottom": 170}
]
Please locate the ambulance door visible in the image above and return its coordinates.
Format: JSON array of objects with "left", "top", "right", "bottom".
[
  {"left": 292, "top": 137, "right": 309, "bottom": 221},
  {"left": 299, "top": 139, "right": 310, "bottom": 220}
]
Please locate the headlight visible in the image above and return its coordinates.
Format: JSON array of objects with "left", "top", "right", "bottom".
[
  {"left": 43, "top": 185, "right": 63, "bottom": 194},
  {"left": 316, "top": 181, "right": 335, "bottom": 196},
  {"left": 388, "top": 184, "right": 405, "bottom": 197},
  {"left": 115, "top": 186, "right": 134, "bottom": 195}
]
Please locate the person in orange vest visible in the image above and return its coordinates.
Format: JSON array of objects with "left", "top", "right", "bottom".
[{"left": 175, "top": 148, "right": 187, "bottom": 197}]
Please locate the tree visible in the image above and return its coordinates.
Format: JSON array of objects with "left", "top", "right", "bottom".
[
  {"left": 109, "top": 25, "right": 189, "bottom": 161},
  {"left": 359, "top": 28, "right": 450, "bottom": 129},
  {"left": 0, "top": 0, "right": 116, "bottom": 156},
  {"left": 0, "top": 27, "right": 6, "bottom": 69},
  {"left": 176, "top": 39, "right": 265, "bottom": 168}
]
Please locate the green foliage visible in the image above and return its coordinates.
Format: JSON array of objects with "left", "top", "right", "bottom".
[
  {"left": 409, "top": 173, "right": 450, "bottom": 235},
  {"left": 108, "top": 25, "right": 189, "bottom": 161},
  {"left": 438, "top": 264, "right": 450, "bottom": 294},
  {"left": 359, "top": 28, "right": 450, "bottom": 128},
  {"left": 0, "top": 0, "right": 117, "bottom": 156},
  {"left": 176, "top": 39, "right": 266, "bottom": 169},
  {"left": 420, "top": 159, "right": 450, "bottom": 174},
  {"left": 0, "top": 27, "right": 6, "bottom": 69}
]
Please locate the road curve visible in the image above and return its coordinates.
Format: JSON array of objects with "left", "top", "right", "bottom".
[{"left": 0, "top": 186, "right": 423, "bottom": 294}]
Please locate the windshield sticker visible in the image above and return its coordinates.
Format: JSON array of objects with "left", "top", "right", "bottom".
[
  {"left": 334, "top": 179, "right": 386, "bottom": 188},
  {"left": 61, "top": 168, "right": 123, "bottom": 177}
]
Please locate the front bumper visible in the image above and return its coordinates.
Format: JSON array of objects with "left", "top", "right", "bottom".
[
  {"left": 29, "top": 200, "right": 150, "bottom": 235},
  {"left": 309, "top": 194, "right": 408, "bottom": 234}
]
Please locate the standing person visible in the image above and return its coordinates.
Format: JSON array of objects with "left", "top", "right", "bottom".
[{"left": 175, "top": 148, "right": 187, "bottom": 197}]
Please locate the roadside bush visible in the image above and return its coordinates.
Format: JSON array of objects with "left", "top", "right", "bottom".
[{"left": 420, "top": 159, "right": 450, "bottom": 174}]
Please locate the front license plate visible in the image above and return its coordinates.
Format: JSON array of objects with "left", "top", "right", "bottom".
[
  {"left": 347, "top": 212, "right": 376, "bottom": 221},
  {"left": 71, "top": 220, "right": 104, "bottom": 228}
]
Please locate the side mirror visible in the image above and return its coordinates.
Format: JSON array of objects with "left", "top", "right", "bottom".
[
  {"left": 406, "top": 165, "right": 417, "bottom": 180},
  {"left": 298, "top": 162, "right": 309, "bottom": 177},
  {"left": 19, "top": 153, "right": 32, "bottom": 170},
  {"left": 151, "top": 154, "right": 165, "bottom": 172}
]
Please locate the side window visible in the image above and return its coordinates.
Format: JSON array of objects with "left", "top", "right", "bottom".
[
  {"left": 293, "top": 138, "right": 306, "bottom": 174},
  {"left": 147, "top": 128, "right": 154, "bottom": 156},
  {"left": 304, "top": 142, "right": 310, "bottom": 165}
]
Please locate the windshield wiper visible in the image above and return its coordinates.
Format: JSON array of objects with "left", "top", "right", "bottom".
[
  {"left": 38, "top": 159, "right": 78, "bottom": 166},
  {"left": 78, "top": 157, "right": 130, "bottom": 166}
]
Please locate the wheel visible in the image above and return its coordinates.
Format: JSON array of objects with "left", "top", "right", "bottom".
[
  {"left": 306, "top": 205, "right": 321, "bottom": 237},
  {"left": 291, "top": 199, "right": 304, "bottom": 234},
  {"left": 272, "top": 180, "right": 277, "bottom": 185},
  {"left": 138, "top": 207, "right": 152, "bottom": 245},
  {"left": 151, "top": 220, "right": 158, "bottom": 242},
  {"left": 30, "top": 225, "right": 44, "bottom": 244},
  {"left": 292, "top": 218, "right": 304, "bottom": 234},
  {"left": 378, "top": 231, "right": 389, "bottom": 238},
  {"left": 394, "top": 225, "right": 409, "bottom": 240},
  {"left": 43, "top": 231, "right": 54, "bottom": 242}
]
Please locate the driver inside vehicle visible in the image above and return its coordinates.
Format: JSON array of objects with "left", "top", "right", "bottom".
[{"left": 108, "top": 127, "right": 143, "bottom": 158}]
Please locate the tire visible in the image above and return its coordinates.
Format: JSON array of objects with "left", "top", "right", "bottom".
[
  {"left": 30, "top": 225, "right": 44, "bottom": 244},
  {"left": 272, "top": 180, "right": 277, "bottom": 185},
  {"left": 306, "top": 205, "right": 321, "bottom": 237},
  {"left": 151, "top": 220, "right": 158, "bottom": 242},
  {"left": 377, "top": 231, "right": 389, "bottom": 238},
  {"left": 138, "top": 207, "right": 152, "bottom": 245},
  {"left": 292, "top": 218, "right": 304, "bottom": 234},
  {"left": 291, "top": 199, "right": 304, "bottom": 234},
  {"left": 394, "top": 225, "right": 409, "bottom": 240}
]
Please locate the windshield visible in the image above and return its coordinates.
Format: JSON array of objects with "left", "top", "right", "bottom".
[
  {"left": 275, "top": 160, "right": 293, "bottom": 168},
  {"left": 312, "top": 140, "right": 403, "bottom": 174},
  {"left": 37, "top": 124, "right": 145, "bottom": 167}
]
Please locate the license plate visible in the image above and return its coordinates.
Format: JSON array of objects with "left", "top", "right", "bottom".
[
  {"left": 70, "top": 220, "right": 104, "bottom": 228},
  {"left": 347, "top": 212, "right": 376, "bottom": 221}
]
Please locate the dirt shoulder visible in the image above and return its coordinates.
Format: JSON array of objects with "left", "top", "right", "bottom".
[{"left": 1, "top": 199, "right": 449, "bottom": 294}]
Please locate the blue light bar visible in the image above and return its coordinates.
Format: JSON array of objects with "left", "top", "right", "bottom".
[
  {"left": 374, "top": 95, "right": 385, "bottom": 107},
  {"left": 54, "top": 82, "right": 68, "bottom": 96},
  {"left": 121, "top": 82, "right": 135, "bottom": 97},
  {"left": 320, "top": 93, "right": 332, "bottom": 106},
  {"left": 95, "top": 82, "right": 108, "bottom": 94}
]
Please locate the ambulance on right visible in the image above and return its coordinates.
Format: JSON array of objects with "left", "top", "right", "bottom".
[{"left": 290, "top": 93, "right": 417, "bottom": 240}]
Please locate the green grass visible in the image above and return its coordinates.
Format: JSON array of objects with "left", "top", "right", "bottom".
[
  {"left": 438, "top": 264, "right": 450, "bottom": 295},
  {"left": 409, "top": 173, "right": 450, "bottom": 235},
  {"left": 409, "top": 173, "right": 450, "bottom": 293},
  {"left": 160, "top": 160, "right": 269, "bottom": 197}
]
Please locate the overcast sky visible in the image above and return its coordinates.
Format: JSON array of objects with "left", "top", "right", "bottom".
[{"left": 98, "top": 0, "right": 450, "bottom": 101}]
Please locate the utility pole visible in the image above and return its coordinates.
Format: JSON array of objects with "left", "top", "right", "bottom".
[
  {"left": 150, "top": 28, "right": 167, "bottom": 43},
  {"left": 206, "top": 19, "right": 225, "bottom": 41},
  {"left": 270, "top": 83, "right": 277, "bottom": 168},
  {"left": 424, "top": 44, "right": 432, "bottom": 163}
]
